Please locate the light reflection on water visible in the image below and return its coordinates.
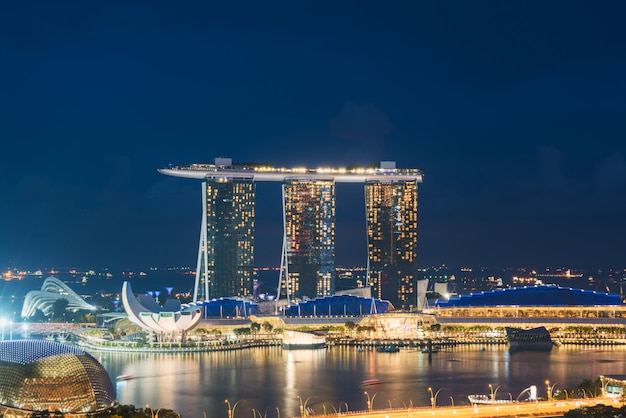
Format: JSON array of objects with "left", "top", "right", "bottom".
[{"left": 93, "top": 345, "right": 626, "bottom": 418}]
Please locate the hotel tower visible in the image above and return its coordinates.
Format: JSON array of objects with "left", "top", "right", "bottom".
[{"left": 159, "top": 158, "right": 423, "bottom": 310}]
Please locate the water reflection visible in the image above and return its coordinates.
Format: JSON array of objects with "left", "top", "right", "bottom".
[{"left": 94, "top": 345, "right": 626, "bottom": 418}]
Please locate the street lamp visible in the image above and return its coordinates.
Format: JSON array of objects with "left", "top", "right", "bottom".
[
  {"left": 225, "top": 399, "right": 242, "bottom": 418},
  {"left": 449, "top": 396, "right": 455, "bottom": 407},
  {"left": 297, "top": 396, "right": 312, "bottom": 417},
  {"left": 146, "top": 405, "right": 163, "bottom": 418},
  {"left": 428, "top": 387, "right": 445, "bottom": 409},
  {"left": 489, "top": 384, "right": 503, "bottom": 402},
  {"left": 364, "top": 392, "right": 379, "bottom": 412},
  {"left": 324, "top": 404, "right": 337, "bottom": 414},
  {"left": 546, "top": 380, "right": 557, "bottom": 401}
]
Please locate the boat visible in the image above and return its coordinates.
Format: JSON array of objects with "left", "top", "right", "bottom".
[
  {"left": 376, "top": 344, "right": 399, "bottom": 353},
  {"left": 505, "top": 326, "right": 553, "bottom": 351},
  {"left": 361, "top": 379, "right": 383, "bottom": 386},
  {"left": 467, "top": 394, "right": 515, "bottom": 405},
  {"left": 282, "top": 330, "right": 326, "bottom": 350},
  {"left": 116, "top": 375, "right": 134, "bottom": 381}
]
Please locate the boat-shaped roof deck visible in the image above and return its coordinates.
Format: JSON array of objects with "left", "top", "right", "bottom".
[{"left": 159, "top": 163, "right": 423, "bottom": 183}]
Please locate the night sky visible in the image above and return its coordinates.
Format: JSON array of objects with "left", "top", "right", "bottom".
[{"left": 2, "top": 1, "right": 626, "bottom": 271}]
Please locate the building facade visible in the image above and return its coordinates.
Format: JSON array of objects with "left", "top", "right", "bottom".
[
  {"left": 195, "top": 177, "right": 255, "bottom": 301},
  {"left": 365, "top": 179, "right": 419, "bottom": 310},
  {"left": 281, "top": 179, "right": 336, "bottom": 300},
  {"left": 0, "top": 340, "right": 116, "bottom": 413},
  {"left": 160, "top": 159, "right": 422, "bottom": 310}
]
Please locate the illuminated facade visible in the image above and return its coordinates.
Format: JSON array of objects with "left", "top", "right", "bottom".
[
  {"left": 281, "top": 179, "right": 335, "bottom": 300},
  {"left": 0, "top": 340, "right": 116, "bottom": 413},
  {"left": 195, "top": 177, "right": 255, "bottom": 301},
  {"left": 365, "top": 180, "right": 419, "bottom": 310},
  {"left": 160, "top": 159, "right": 423, "bottom": 310},
  {"left": 21, "top": 277, "right": 97, "bottom": 318},
  {"left": 121, "top": 281, "right": 203, "bottom": 341}
]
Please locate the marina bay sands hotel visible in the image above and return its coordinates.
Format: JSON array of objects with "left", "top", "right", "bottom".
[{"left": 159, "top": 158, "right": 423, "bottom": 310}]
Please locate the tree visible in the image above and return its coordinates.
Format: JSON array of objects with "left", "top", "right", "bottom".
[
  {"left": 262, "top": 321, "right": 273, "bottom": 333},
  {"left": 430, "top": 323, "right": 441, "bottom": 332},
  {"left": 233, "top": 327, "right": 251, "bottom": 336}
]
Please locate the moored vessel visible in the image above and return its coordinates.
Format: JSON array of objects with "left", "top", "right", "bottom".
[{"left": 505, "top": 326, "right": 553, "bottom": 351}]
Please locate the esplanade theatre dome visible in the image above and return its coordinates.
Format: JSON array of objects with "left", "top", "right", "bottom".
[{"left": 0, "top": 340, "right": 116, "bottom": 413}]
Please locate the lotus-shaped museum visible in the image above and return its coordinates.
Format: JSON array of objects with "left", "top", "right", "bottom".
[{"left": 121, "top": 281, "right": 203, "bottom": 340}]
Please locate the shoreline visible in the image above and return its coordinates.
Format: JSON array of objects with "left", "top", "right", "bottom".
[{"left": 76, "top": 335, "right": 626, "bottom": 353}]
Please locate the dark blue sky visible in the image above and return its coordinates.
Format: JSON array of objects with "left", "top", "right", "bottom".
[{"left": 1, "top": 1, "right": 626, "bottom": 271}]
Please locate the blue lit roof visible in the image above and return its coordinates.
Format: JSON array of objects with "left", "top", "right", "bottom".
[
  {"left": 284, "top": 294, "right": 390, "bottom": 317},
  {"left": 188, "top": 297, "right": 259, "bottom": 318},
  {"left": 435, "top": 285, "right": 624, "bottom": 307}
]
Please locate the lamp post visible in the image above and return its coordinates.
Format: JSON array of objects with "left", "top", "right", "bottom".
[
  {"left": 275, "top": 407, "right": 280, "bottom": 418},
  {"left": 428, "top": 387, "right": 445, "bottom": 409},
  {"left": 489, "top": 384, "right": 503, "bottom": 402},
  {"left": 225, "top": 399, "right": 242, "bottom": 418},
  {"left": 297, "top": 396, "right": 312, "bottom": 417},
  {"left": 546, "top": 381, "right": 557, "bottom": 401},
  {"left": 449, "top": 396, "right": 455, "bottom": 407},
  {"left": 364, "top": 392, "right": 379, "bottom": 412},
  {"left": 146, "top": 405, "right": 163, "bottom": 418}
]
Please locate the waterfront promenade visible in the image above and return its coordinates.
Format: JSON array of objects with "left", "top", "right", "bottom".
[{"left": 302, "top": 397, "right": 618, "bottom": 418}]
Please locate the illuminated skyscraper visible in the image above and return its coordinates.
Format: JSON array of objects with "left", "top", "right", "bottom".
[
  {"left": 159, "top": 159, "right": 423, "bottom": 310},
  {"left": 365, "top": 177, "right": 419, "bottom": 310},
  {"left": 280, "top": 179, "right": 335, "bottom": 301},
  {"left": 195, "top": 177, "right": 255, "bottom": 301}
]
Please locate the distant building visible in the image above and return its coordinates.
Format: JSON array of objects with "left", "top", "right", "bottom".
[
  {"left": 21, "top": 276, "right": 97, "bottom": 318},
  {"left": 0, "top": 340, "right": 116, "bottom": 414}
]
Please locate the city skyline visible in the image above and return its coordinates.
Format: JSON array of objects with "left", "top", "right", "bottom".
[{"left": 2, "top": 2, "right": 626, "bottom": 271}]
